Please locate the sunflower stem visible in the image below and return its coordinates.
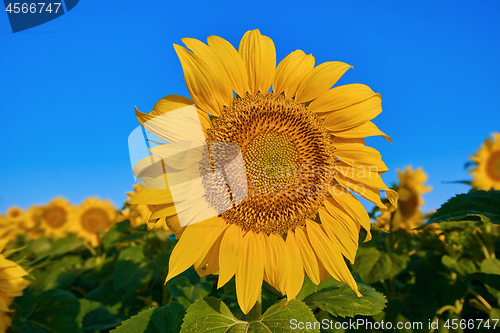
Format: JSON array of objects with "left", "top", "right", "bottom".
[{"left": 246, "top": 293, "right": 262, "bottom": 322}]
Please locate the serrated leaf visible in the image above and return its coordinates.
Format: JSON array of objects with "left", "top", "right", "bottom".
[
  {"left": 421, "top": 191, "right": 500, "bottom": 227},
  {"left": 11, "top": 289, "right": 80, "bottom": 332},
  {"left": 181, "top": 297, "right": 319, "bottom": 333},
  {"left": 304, "top": 284, "right": 387, "bottom": 318},
  {"left": 111, "top": 302, "right": 185, "bottom": 333},
  {"left": 479, "top": 258, "right": 500, "bottom": 298},
  {"left": 180, "top": 297, "right": 245, "bottom": 333},
  {"left": 296, "top": 275, "right": 343, "bottom": 302},
  {"left": 352, "top": 247, "right": 409, "bottom": 284}
]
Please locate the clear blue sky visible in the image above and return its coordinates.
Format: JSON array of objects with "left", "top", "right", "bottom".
[{"left": 1, "top": 0, "right": 499, "bottom": 213}]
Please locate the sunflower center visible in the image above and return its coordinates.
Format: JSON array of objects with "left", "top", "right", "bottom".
[
  {"left": 205, "top": 93, "right": 335, "bottom": 234},
  {"left": 398, "top": 185, "right": 419, "bottom": 219},
  {"left": 245, "top": 132, "right": 299, "bottom": 193},
  {"left": 81, "top": 208, "right": 108, "bottom": 233},
  {"left": 486, "top": 150, "right": 500, "bottom": 182},
  {"left": 43, "top": 207, "right": 66, "bottom": 228}
]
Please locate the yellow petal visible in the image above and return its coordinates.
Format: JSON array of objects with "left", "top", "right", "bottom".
[
  {"left": 173, "top": 44, "right": 223, "bottom": 116},
  {"left": 165, "top": 216, "right": 185, "bottom": 239},
  {"left": 295, "top": 62, "right": 352, "bottom": 103},
  {"left": 333, "top": 140, "right": 389, "bottom": 173},
  {"left": 238, "top": 29, "right": 276, "bottom": 94},
  {"left": 306, "top": 220, "right": 361, "bottom": 296},
  {"left": 294, "top": 227, "right": 321, "bottom": 285},
  {"left": 329, "top": 121, "right": 392, "bottom": 143},
  {"left": 236, "top": 231, "right": 265, "bottom": 314},
  {"left": 165, "top": 217, "right": 227, "bottom": 282},
  {"left": 149, "top": 203, "right": 177, "bottom": 220},
  {"left": 207, "top": 35, "right": 249, "bottom": 97},
  {"left": 273, "top": 50, "right": 315, "bottom": 98},
  {"left": 334, "top": 172, "right": 398, "bottom": 213},
  {"left": 328, "top": 189, "right": 372, "bottom": 242},
  {"left": 195, "top": 232, "right": 223, "bottom": 277},
  {"left": 323, "top": 95, "right": 382, "bottom": 132},
  {"left": 151, "top": 95, "right": 212, "bottom": 131},
  {"left": 264, "top": 234, "right": 289, "bottom": 294},
  {"left": 308, "top": 84, "right": 377, "bottom": 116},
  {"left": 181, "top": 38, "right": 232, "bottom": 107},
  {"left": 128, "top": 188, "right": 173, "bottom": 205},
  {"left": 284, "top": 232, "right": 304, "bottom": 300},
  {"left": 319, "top": 205, "right": 358, "bottom": 264},
  {"left": 217, "top": 224, "right": 244, "bottom": 289}
]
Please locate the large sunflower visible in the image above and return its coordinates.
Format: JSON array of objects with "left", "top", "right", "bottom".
[
  {"left": 0, "top": 238, "right": 31, "bottom": 332},
  {"left": 469, "top": 133, "right": 500, "bottom": 190},
  {"left": 131, "top": 29, "right": 398, "bottom": 314},
  {"left": 377, "top": 166, "right": 431, "bottom": 232},
  {"left": 71, "top": 198, "right": 117, "bottom": 247},
  {"left": 40, "top": 197, "right": 73, "bottom": 238}
]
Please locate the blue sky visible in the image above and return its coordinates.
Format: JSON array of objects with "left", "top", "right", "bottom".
[{"left": 1, "top": 0, "right": 499, "bottom": 213}]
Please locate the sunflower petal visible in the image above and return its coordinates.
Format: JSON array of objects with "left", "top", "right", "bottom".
[
  {"left": 238, "top": 29, "right": 276, "bottom": 94},
  {"left": 264, "top": 234, "right": 289, "bottom": 294},
  {"left": 323, "top": 95, "right": 382, "bottom": 132},
  {"left": 236, "top": 231, "right": 265, "bottom": 314},
  {"left": 165, "top": 217, "right": 226, "bottom": 282},
  {"left": 333, "top": 140, "right": 389, "bottom": 173},
  {"left": 273, "top": 50, "right": 315, "bottom": 98},
  {"left": 328, "top": 189, "right": 372, "bottom": 242},
  {"left": 319, "top": 205, "right": 359, "bottom": 263},
  {"left": 329, "top": 121, "right": 392, "bottom": 143},
  {"left": 173, "top": 44, "right": 223, "bottom": 116},
  {"left": 218, "top": 224, "right": 244, "bottom": 289},
  {"left": 284, "top": 232, "right": 304, "bottom": 300},
  {"left": 294, "top": 227, "right": 321, "bottom": 285},
  {"left": 207, "top": 35, "right": 249, "bottom": 97},
  {"left": 308, "top": 84, "right": 377, "bottom": 116},
  {"left": 181, "top": 38, "right": 232, "bottom": 106},
  {"left": 295, "top": 62, "right": 352, "bottom": 103},
  {"left": 306, "top": 220, "right": 361, "bottom": 296}
]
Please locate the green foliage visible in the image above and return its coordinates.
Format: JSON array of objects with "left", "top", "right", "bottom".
[
  {"left": 181, "top": 297, "right": 320, "bottom": 333},
  {"left": 111, "top": 302, "right": 185, "bottom": 333},
  {"left": 11, "top": 289, "right": 81, "bottom": 332},
  {"left": 353, "top": 247, "right": 410, "bottom": 284},
  {"left": 423, "top": 190, "right": 500, "bottom": 227},
  {"left": 304, "top": 283, "right": 387, "bottom": 317},
  {"left": 4, "top": 190, "right": 500, "bottom": 332}
]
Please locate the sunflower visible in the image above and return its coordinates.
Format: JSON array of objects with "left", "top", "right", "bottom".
[
  {"left": 119, "top": 185, "right": 167, "bottom": 230},
  {"left": 0, "top": 216, "right": 16, "bottom": 242},
  {"left": 71, "top": 198, "right": 117, "bottom": 247},
  {"left": 131, "top": 29, "right": 398, "bottom": 314},
  {"left": 377, "top": 166, "right": 431, "bottom": 232},
  {"left": 469, "top": 133, "right": 500, "bottom": 190},
  {"left": 5, "top": 206, "right": 39, "bottom": 239},
  {"left": 40, "top": 197, "right": 73, "bottom": 238},
  {"left": 0, "top": 238, "right": 31, "bottom": 332}
]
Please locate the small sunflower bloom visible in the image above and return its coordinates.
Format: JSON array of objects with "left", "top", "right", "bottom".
[
  {"left": 469, "top": 133, "right": 500, "bottom": 190},
  {"left": 40, "top": 197, "right": 73, "bottom": 238},
  {"left": 0, "top": 238, "right": 31, "bottom": 332},
  {"left": 71, "top": 198, "right": 117, "bottom": 247},
  {"left": 377, "top": 166, "right": 431, "bottom": 232},
  {"left": 132, "top": 30, "right": 398, "bottom": 314}
]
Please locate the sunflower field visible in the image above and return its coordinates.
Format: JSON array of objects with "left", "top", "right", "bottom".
[{"left": 1, "top": 30, "right": 500, "bottom": 333}]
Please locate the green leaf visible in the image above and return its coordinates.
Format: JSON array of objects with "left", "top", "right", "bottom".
[
  {"left": 11, "top": 289, "right": 80, "bottom": 332},
  {"left": 111, "top": 302, "right": 185, "bottom": 333},
  {"left": 296, "top": 275, "right": 343, "bottom": 302},
  {"left": 469, "top": 273, "right": 500, "bottom": 290},
  {"left": 422, "top": 190, "right": 500, "bottom": 227},
  {"left": 479, "top": 258, "right": 500, "bottom": 298},
  {"left": 113, "top": 245, "right": 148, "bottom": 290},
  {"left": 352, "top": 247, "right": 409, "bottom": 284},
  {"left": 304, "top": 283, "right": 387, "bottom": 317},
  {"left": 181, "top": 297, "right": 320, "bottom": 333},
  {"left": 168, "top": 276, "right": 213, "bottom": 309}
]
